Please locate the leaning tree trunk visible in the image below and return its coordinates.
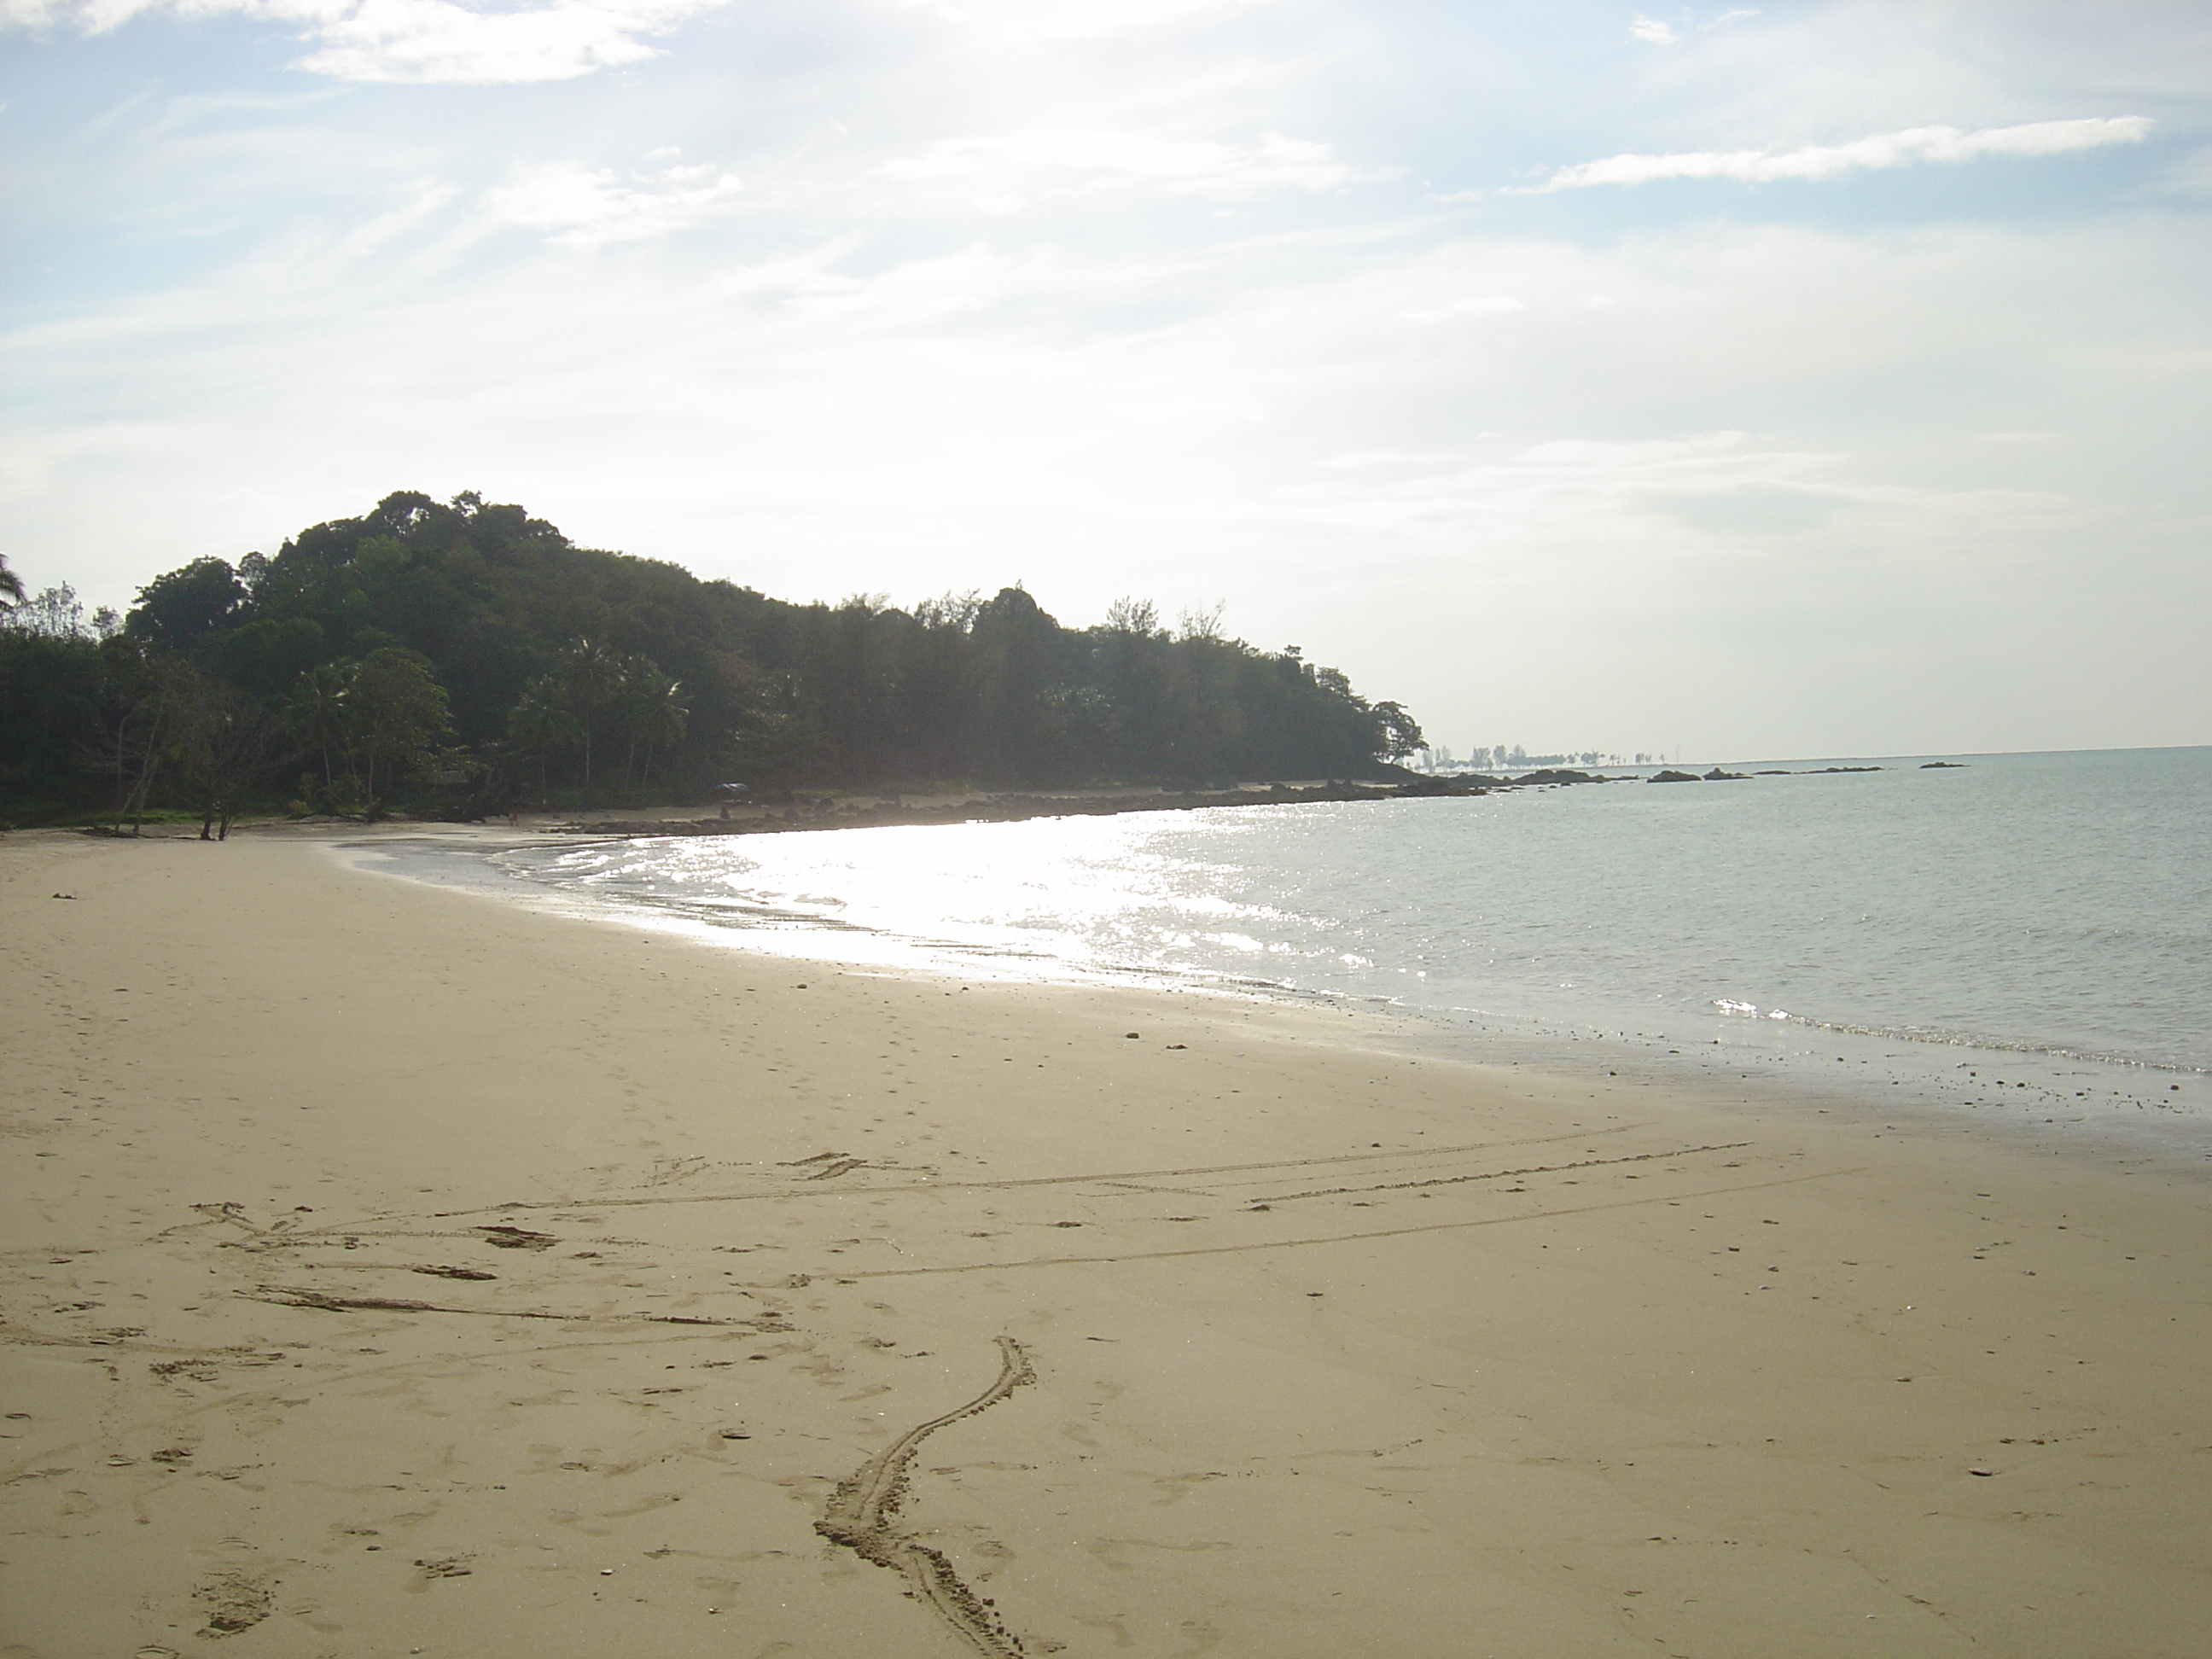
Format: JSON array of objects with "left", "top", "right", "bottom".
[{"left": 122, "top": 705, "right": 166, "bottom": 837}]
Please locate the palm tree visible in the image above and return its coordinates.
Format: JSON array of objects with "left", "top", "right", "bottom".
[
  {"left": 507, "top": 674, "right": 579, "bottom": 801},
  {"left": 555, "top": 637, "right": 626, "bottom": 796},
  {"left": 0, "top": 552, "right": 23, "bottom": 607},
  {"left": 618, "top": 659, "right": 688, "bottom": 789},
  {"left": 285, "top": 661, "right": 356, "bottom": 795}
]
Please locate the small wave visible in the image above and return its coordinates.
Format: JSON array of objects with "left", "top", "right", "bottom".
[{"left": 1708, "top": 998, "right": 2202, "bottom": 1074}]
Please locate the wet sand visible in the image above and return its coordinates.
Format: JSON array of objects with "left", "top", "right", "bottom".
[{"left": 3, "top": 829, "right": 2208, "bottom": 1658}]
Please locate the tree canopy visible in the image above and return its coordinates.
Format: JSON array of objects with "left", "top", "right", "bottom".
[{"left": 2, "top": 491, "right": 1422, "bottom": 823}]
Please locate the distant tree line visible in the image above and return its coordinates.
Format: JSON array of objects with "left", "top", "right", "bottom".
[
  {"left": 0, "top": 492, "right": 1423, "bottom": 828},
  {"left": 1416, "top": 744, "right": 1663, "bottom": 772}
]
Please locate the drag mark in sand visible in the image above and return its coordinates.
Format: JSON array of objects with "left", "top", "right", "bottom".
[
  {"left": 1251, "top": 1141, "right": 1753, "bottom": 1203},
  {"left": 424, "top": 1125, "right": 1645, "bottom": 1218},
  {"left": 240, "top": 1286, "right": 771, "bottom": 1328},
  {"left": 816, "top": 1336, "right": 1039, "bottom": 1658},
  {"left": 244, "top": 1285, "right": 586, "bottom": 1318},
  {"left": 801, "top": 1167, "right": 1860, "bottom": 1281}
]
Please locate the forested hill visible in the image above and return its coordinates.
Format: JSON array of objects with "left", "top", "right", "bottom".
[{"left": 1, "top": 491, "right": 1423, "bottom": 825}]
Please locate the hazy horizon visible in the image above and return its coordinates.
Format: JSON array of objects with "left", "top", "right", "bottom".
[{"left": 4, "top": 0, "right": 2207, "bottom": 761}]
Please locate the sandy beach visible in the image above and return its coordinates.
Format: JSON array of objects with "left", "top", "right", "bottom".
[{"left": 3, "top": 829, "right": 2207, "bottom": 1659}]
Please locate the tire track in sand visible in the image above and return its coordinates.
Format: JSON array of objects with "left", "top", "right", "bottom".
[
  {"left": 816, "top": 1336, "right": 1039, "bottom": 1657},
  {"left": 422, "top": 1125, "right": 1643, "bottom": 1220},
  {"left": 797, "top": 1167, "right": 1857, "bottom": 1281}
]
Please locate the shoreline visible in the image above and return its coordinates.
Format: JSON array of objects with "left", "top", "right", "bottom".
[
  {"left": 142, "top": 762, "right": 1636, "bottom": 849},
  {"left": 5, "top": 830, "right": 2210, "bottom": 1656},
  {"left": 461, "top": 760, "right": 1897, "bottom": 841},
  {"left": 345, "top": 822, "right": 2212, "bottom": 1173}
]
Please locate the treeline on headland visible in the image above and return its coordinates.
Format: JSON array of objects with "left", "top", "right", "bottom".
[{"left": 0, "top": 492, "right": 1423, "bottom": 831}]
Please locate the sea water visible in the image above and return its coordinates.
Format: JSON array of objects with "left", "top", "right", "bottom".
[{"left": 358, "top": 747, "right": 2211, "bottom": 1153}]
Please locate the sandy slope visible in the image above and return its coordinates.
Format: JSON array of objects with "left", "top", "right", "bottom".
[{"left": 3, "top": 829, "right": 2207, "bottom": 1659}]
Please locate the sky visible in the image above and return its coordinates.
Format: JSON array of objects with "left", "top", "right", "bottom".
[{"left": 2, "top": 0, "right": 2207, "bottom": 762}]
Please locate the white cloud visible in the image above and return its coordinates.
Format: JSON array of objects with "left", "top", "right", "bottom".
[
  {"left": 1625, "top": 8, "right": 1759, "bottom": 47},
  {"left": 0, "top": 0, "right": 728, "bottom": 84},
  {"left": 335, "top": 179, "right": 461, "bottom": 258},
  {"left": 299, "top": 0, "right": 727, "bottom": 84},
  {"left": 1400, "top": 293, "right": 1525, "bottom": 323},
  {"left": 1517, "top": 115, "right": 2153, "bottom": 193},
  {"left": 479, "top": 157, "right": 741, "bottom": 246},
  {"left": 876, "top": 129, "right": 1384, "bottom": 205},
  {"left": 893, "top": 0, "right": 1271, "bottom": 41}
]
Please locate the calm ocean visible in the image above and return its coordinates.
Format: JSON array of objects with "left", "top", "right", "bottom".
[{"left": 363, "top": 747, "right": 2210, "bottom": 1151}]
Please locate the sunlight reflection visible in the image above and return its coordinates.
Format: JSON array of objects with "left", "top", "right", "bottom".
[{"left": 512, "top": 806, "right": 1331, "bottom": 988}]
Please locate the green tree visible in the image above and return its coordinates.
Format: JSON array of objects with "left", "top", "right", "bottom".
[
  {"left": 175, "top": 671, "right": 289, "bottom": 839},
  {"left": 350, "top": 648, "right": 455, "bottom": 807},
  {"left": 215, "top": 615, "right": 326, "bottom": 700},
  {"left": 8, "top": 490, "right": 1428, "bottom": 819},
  {"left": 285, "top": 661, "right": 356, "bottom": 797},
  {"left": 967, "top": 587, "right": 1066, "bottom": 784},
  {"left": 74, "top": 643, "right": 192, "bottom": 835},
  {"left": 2, "top": 582, "right": 84, "bottom": 637},
  {"left": 125, "top": 556, "right": 246, "bottom": 647},
  {"left": 553, "top": 637, "right": 626, "bottom": 796},
  {"left": 0, "top": 630, "right": 106, "bottom": 813},
  {"left": 715, "top": 660, "right": 811, "bottom": 788},
  {"left": 1371, "top": 701, "right": 1425, "bottom": 761},
  {"left": 507, "top": 673, "right": 579, "bottom": 800},
  {"left": 614, "top": 656, "right": 687, "bottom": 789}
]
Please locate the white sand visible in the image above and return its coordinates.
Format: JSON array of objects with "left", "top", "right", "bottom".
[{"left": 3, "top": 829, "right": 2207, "bottom": 1658}]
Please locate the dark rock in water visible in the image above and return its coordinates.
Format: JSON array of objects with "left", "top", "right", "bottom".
[
  {"left": 1807, "top": 765, "right": 1882, "bottom": 773},
  {"left": 1921, "top": 760, "right": 1968, "bottom": 768},
  {"left": 1755, "top": 769, "right": 1790, "bottom": 775},
  {"left": 1702, "top": 767, "right": 1749, "bottom": 781},
  {"left": 1510, "top": 768, "right": 1607, "bottom": 786},
  {"left": 1649, "top": 770, "right": 1701, "bottom": 783}
]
